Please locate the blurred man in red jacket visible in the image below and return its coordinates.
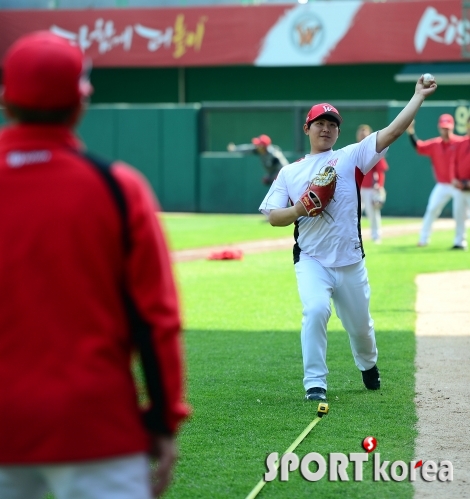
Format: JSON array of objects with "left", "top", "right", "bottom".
[
  {"left": 0, "top": 31, "right": 189, "bottom": 499},
  {"left": 450, "top": 115, "right": 470, "bottom": 250}
]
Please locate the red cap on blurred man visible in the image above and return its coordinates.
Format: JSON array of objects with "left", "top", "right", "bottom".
[
  {"left": 438, "top": 114, "right": 454, "bottom": 129},
  {"left": 252, "top": 134, "right": 271, "bottom": 147},
  {"left": 1, "top": 31, "right": 93, "bottom": 111},
  {"left": 305, "top": 103, "right": 343, "bottom": 126}
]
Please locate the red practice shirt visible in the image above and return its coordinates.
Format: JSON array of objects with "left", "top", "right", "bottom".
[
  {"left": 361, "top": 158, "right": 388, "bottom": 188},
  {"left": 415, "top": 134, "right": 465, "bottom": 183},
  {"left": 0, "top": 124, "right": 189, "bottom": 463},
  {"left": 451, "top": 136, "right": 470, "bottom": 181}
]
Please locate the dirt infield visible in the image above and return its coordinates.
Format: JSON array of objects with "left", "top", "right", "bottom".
[{"left": 414, "top": 271, "right": 470, "bottom": 498}]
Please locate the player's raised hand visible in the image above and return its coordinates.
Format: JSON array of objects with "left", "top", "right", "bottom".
[
  {"left": 376, "top": 76, "right": 437, "bottom": 152},
  {"left": 415, "top": 74, "right": 437, "bottom": 98}
]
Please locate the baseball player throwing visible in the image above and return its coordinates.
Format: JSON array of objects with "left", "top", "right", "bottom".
[
  {"left": 227, "top": 134, "right": 289, "bottom": 185},
  {"left": 259, "top": 76, "right": 437, "bottom": 401}
]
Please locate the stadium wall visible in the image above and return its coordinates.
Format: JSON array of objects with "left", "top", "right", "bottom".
[
  {"left": 79, "top": 100, "right": 470, "bottom": 218},
  {"left": 78, "top": 104, "right": 201, "bottom": 212},
  {"left": 1, "top": 101, "right": 469, "bottom": 216}
]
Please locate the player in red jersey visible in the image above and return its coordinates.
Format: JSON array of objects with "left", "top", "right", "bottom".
[
  {"left": 450, "top": 115, "right": 470, "bottom": 250},
  {"left": 357, "top": 124, "right": 389, "bottom": 244},
  {"left": 406, "top": 114, "right": 466, "bottom": 249}
]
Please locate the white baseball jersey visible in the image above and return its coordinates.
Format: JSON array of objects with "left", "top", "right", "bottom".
[{"left": 259, "top": 132, "right": 388, "bottom": 267}]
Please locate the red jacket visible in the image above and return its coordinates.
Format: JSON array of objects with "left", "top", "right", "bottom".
[
  {"left": 451, "top": 136, "right": 470, "bottom": 181},
  {"left": 0, "top": 124, "right": 189, "bottom": 463},
  {"left": 361, "top": 158, "right": 388, "bottom": 188},
  {"left": 415, "top": 135, "right": 464, "bottom": 183}
]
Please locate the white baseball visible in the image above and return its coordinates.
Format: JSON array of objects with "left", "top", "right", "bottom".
[{"left": 422, "top": 73, "right": 435, "bottom": 88}]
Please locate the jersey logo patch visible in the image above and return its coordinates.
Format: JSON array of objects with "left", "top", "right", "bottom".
[
  {"left": 326, "top": 158, "right": 338, "bottom": 167},
  {"left": 7, "top": 150, "right": 52, "bottom": 168}
]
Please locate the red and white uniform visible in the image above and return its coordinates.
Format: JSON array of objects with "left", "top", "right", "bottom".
[
  {"left": 360, "top": 158, "right": 389, "bottom": 242},
  {"left": 415, "top": 136, "right": 461, "bottom": 183},
  {"left": 450, "top": 137, "right": 470, "bottom": 247},
  {"left": 0, "top": 124, "right": 189, "bottom": 464},
  {"left": 451, "top": 136, "right": 470, "bottom": 180},
  {"left": 413, "top": 134, "right": 465, "bottom": 245},
  {"left": 260, "top": 132, "right": 387, "bottom": 390}
]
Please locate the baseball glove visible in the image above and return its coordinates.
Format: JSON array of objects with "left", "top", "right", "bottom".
[
  {"left": 298, "top": 166, "right": 338, "bottom": 218},
  {"left": 372, "top": 186, "right": 386, "bottom": 209}
]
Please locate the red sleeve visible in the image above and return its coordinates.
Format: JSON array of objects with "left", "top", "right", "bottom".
[
  {"left": 361, "top": 167, "right": 375, "bottom": 188},
  {"left": 375, "top": 158, "right": 388, "bottom": 187},
  {"left": 114, "top": 162, "right": 190, "bottom": 434},
  {"left": 416, "top": 138, "right": 436, "bottom": 156},
  {"left": 375, "top": 158, "right": 389, "bottom": 172},
  {"left": 450, "top": 139, "right": 470, "bottom": 181}
]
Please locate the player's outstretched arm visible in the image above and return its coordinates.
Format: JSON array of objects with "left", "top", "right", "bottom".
[
  {"left": 268, "top": 203, "right": 306, "bottom": 226},
  {"left": 376, "top": 75, "right": 437, "bottom": 153}
]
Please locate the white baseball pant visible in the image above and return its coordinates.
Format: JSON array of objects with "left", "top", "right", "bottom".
[
  {"left": 0, "top": 453, "right": 151, "bottom": 499},
  {"left": 295, "top": 255, "right": 378, "bottom": 391},
  {"left": 419, "top": 183, "right": 461, "bottom": 245},
  {"left": 453, "top": 189, "right": 470, "bottom": 247},
  {"left": 361, "top": 188, "right": 382, "bottom": 242}
]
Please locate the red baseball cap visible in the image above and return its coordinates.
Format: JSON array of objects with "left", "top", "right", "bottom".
[
  {"left": 438, "top": 114, "right": 454, "bottom": 129},
  {"left": 1, "top": 31, "right": 93, "bottom": 110},
  {"left": 252, "top": 134, "right": 272, "bottom": 147},
  {"left": 306, "top": 103, "right": 343, "bottom": 126}
]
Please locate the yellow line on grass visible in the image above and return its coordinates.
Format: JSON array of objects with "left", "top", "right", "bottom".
[{"left": 245, "top": 415, "right": 324, "bottom": 499}]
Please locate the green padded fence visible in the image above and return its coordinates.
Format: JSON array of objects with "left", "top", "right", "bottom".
[
  {"left": 199, "top": 152, "right": 300, "bottom": 214},
  {"left": 78, "top": 104, "right": 200, "bottom": 212},
  {"left": 1, "top": 101, "right": 468, "bottom": 216}
]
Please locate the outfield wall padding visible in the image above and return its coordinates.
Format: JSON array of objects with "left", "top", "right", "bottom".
[
  {"left": 78, "top": 104, "right": 200, "bottom": 212},
  {"left": 2, "top": 101, "right": 469, "bottom": 216},
  {"left": 199, "top": 153, "right": 299, "bottom": 214}
]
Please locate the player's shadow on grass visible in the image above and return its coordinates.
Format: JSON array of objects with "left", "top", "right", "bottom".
[
  {"left": 184, "top": 327, "right": 414, "bottom": 402},
  {"left": 372, "top": 244, "right": 461, "bottom": 254}
]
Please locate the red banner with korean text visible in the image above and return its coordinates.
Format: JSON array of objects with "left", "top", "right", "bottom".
[{"left": 0, "top": 1, "right": 466, "bottom": 68}]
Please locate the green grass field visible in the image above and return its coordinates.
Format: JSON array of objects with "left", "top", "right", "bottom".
[
  {"left": 44, "top": 215, "right": 466, "bottom": 499},
  {"left": 158, "top": 215, "right": 468, "bottom": 499},
  {"left": 159, "top": 213, "right": 424, "bottom": 251}
]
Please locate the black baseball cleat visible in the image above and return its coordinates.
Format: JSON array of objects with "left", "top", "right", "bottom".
[
  {"left": 450, "top": 245, "right": 467, "bottom": 251},
  {"left": 305, "top": 387, "right": 327, "bottom": 401},
  {"left": 362, "top": 365, "right": 381, "bottom": 390}
]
